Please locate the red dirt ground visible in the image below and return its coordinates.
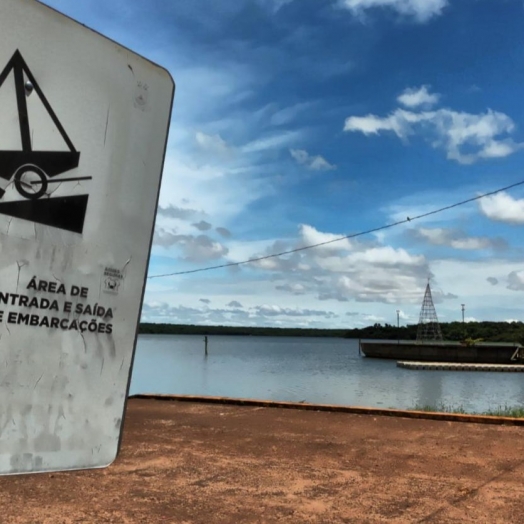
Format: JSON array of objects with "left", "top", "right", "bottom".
[{"left": 1, "top": 398, "right": 524, "bottom": 523}]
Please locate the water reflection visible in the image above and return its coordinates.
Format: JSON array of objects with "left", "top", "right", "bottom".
[{"left": 415, "top": 372, "right": 443, "bottom": 409}]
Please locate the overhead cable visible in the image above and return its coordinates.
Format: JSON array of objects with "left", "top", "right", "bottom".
[{"left": 147, "top": 179, "right": 524, "bottom": 279}]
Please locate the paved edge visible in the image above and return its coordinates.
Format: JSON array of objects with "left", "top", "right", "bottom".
[{"left": 129, "top": 394, "right": 524, "bottom": 426}]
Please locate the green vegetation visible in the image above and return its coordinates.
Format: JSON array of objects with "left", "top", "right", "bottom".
[
  {"left": 413, "top": 403, "right": 468, "bottom": 414},
  {"left": 343, "top": 320, "right": 524, "bottom": 345},
  {"left": 139, "top": 320, "right": 524, "bottom": 344},
  {"left": 412, "top": 403, "right": 524, "bottom": 418},
  {"left": 485, "top": 406, "right": 524, "bottom": 418},
  {"left": 460, "top": 337, "right": 484, "bottom": 347},
  {"left": 139, "top": 323, "right": 348, "bottom": 338}
]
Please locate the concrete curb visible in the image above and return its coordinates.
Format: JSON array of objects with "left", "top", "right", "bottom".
[{"left": 129, "top": 394, "right": 524, "bottom": 426}]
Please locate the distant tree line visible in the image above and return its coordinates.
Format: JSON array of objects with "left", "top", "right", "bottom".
[
  {"left": 139, "top": 323, "right": 347, "bottom": 338},
  {"left": 344, "top": 321, "right": 524, "bottom": 344},
  {"left": 139, "top": 321, "right": 524, "bottom": 343}
]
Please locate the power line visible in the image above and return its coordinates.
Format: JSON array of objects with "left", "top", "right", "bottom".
[{"left": 147, "top": 178, "right": 524, "bottom": 279}]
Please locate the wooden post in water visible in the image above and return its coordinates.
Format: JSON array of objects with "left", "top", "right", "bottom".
[
  {"left": 204, "top": 336, "right": 208, "bottom": 356},
  {"left": 397, "top": 310, "right": 400, "bottom": 345}
]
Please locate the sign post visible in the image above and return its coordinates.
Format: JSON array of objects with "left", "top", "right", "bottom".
[{"left": 0, "top": 0, "right": 174, "bottom": 474}]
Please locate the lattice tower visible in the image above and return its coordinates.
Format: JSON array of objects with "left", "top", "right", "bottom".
[{"left": 416, "top": 282, "right": 443, "bottom": 342}]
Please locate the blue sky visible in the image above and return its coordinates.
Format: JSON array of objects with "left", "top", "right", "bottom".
[{"left": 44, "top": 0, "right": 524, "bottom": 328}]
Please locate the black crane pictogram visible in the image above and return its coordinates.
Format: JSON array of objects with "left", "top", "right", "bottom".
[
  {"left": 0, "top": 50, "right": 91, "bottom": 200},
  {"left": 0, "top": 50, "right": 91, "bottom": 233}
]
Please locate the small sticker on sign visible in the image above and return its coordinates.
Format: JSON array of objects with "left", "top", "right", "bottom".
[{"left": 103, "top": 267, "right": 124, "bottom": 295}]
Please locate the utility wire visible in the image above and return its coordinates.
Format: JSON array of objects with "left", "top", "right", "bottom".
[{"left": 147, "top": 179, "right": 524, "bottom": 279}]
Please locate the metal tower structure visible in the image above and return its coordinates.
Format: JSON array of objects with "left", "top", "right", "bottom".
[{"left": 416, "top": 281, "right": 443, "bottom": 342}]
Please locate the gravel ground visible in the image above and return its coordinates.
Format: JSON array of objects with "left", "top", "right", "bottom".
[{"left": 1, "top": 398, "right": 524, "bottom": 523}]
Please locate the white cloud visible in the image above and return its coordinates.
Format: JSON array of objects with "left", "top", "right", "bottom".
[
  {"left": 415, "top": 227, "right": 449, "bottom": 245},
  {"left": 339, "top": 0, "right": 448, "bottom": 22},
  {"left": 146, "top": 225, "right": 524, "bottom": 327},
  {"left": 149, "top": 48, "right": 299, "bottom": 255},
  {"left": 170, "top": 62, "right": 255, "bottom": 122},
  {"left": 195, "top": 131, "right": 231, "bottom": 157},
  {"left": 479, "top": 140, "right": 516, "bottom": 158},
  {"left": 270, "top": 102, "right": 313, "bottom": 126},
  {"left": 246, "top": 224, "right": 430, "bottom": 304},
  {"left": 299, "top": 224, "right": 352, "bottom": 252},
  {"left": 141, "top": 299, "right": 338, "bottom": 327},
  {"left": 339, "top": 273, "right": 425, "bottom": 303},
  {"left": 275, "top": 283, "right": 307, "bottom": 295},
  {"left": 216, "top": 227, "right": 232, "bottom": 238},
  {"left": 345, "top": 246, "right": 425, "bottom": 266},
  {"left": 227, "top": 300, "right": 243, "bottom": 308},
  {"left": 414, "top": 227, "right": 506, "bottom": 250},
  {"left": 290, "top": 148, "right": 336, "bottom": 171},
  {"left": 157, "top": 204, "right": 200, "bottom": 220},
  {"left": 429, "top": 259, "right": 524, "bottom": 316},
  {"left": 243, "top": 130, "right": 303, "bottom": 154},
  {"left": 255, "top": 305, "right": 336, "bottom": 318},
  {"left": 153, "top": 230, "right": 229, "bottom": 261},
  {"left": 362, "top": 314, "right": 385, "bottom": 322},
  {"left": 397, "top": 85, "right": 440, "bottom": 108},
  {"left": 344, "top": 113, "right": 402, "bottom": 136},
  {"left": 507, "top": 270, "right": 524, "bottom": 291},
  {"left": 478, "top": 192, "right": 524, "bottom": 225},
  {"left": 397, "top": 310, "right": 410, "bottom": 320},
  {"left": 192, "top": 220, "right": 212, "bottom": 231},
  {"left": 449, "top": 238, "right": 492, "bottom": 250},
  {"left": 344, "top": 106, "right": 523, "bottom": 164},
  {"left": 158, "top": 154, "right": 270, "bottom": 227}
]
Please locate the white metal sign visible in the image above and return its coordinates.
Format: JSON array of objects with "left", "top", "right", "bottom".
[{"left": 0, "top": 0, "right": 174, "bottom": 474}]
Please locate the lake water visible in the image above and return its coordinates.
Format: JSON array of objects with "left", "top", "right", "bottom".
[{"left": 129, "top": 335, "right": 524, "bottom": 413}]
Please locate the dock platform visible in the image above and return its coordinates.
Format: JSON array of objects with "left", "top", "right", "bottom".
[{"left": 397, "top": 361, "right": 524, "bottom": 372}]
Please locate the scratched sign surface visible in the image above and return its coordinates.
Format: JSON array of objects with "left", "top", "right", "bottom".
[{"left": 0, "top": 0, "right": 174, "bottom": 474}]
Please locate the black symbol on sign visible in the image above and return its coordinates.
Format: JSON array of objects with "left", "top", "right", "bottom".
[
  {"left": 105, "top": 278, "right": 120, "bottom": 292},
  {"left": 0, "top": 50, "right": 91, "bottom": 234}
]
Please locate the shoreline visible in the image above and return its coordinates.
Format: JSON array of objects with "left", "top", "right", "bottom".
[{"left": 130, "top": 393, "right": 524, "bottom": 424}]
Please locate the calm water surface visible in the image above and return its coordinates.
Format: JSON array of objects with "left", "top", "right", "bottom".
[{"left": 130, "top": 335, "right": 524, "bottom": 413}]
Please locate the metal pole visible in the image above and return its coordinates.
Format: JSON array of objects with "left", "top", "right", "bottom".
[
  {"left": 461, "top": 304, "right": 465, "bottom": 324},
  {"left": 204, "top": 336, "right": 208, "bottom": 356},
  {"left": 397, "top": 310, "right": 400, "bottom": 344}
]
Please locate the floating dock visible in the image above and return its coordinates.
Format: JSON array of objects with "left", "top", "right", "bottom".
[{"left": 397, "top": 361, "right": 524, "bottom": 372}]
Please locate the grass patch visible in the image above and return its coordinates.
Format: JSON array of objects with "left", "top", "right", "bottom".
[
  {"left": 412, "top": 403, "right": 524, "bottom": 418},
  {"left": 483, "top": 406, "right": 524, "bottom": 418}
]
